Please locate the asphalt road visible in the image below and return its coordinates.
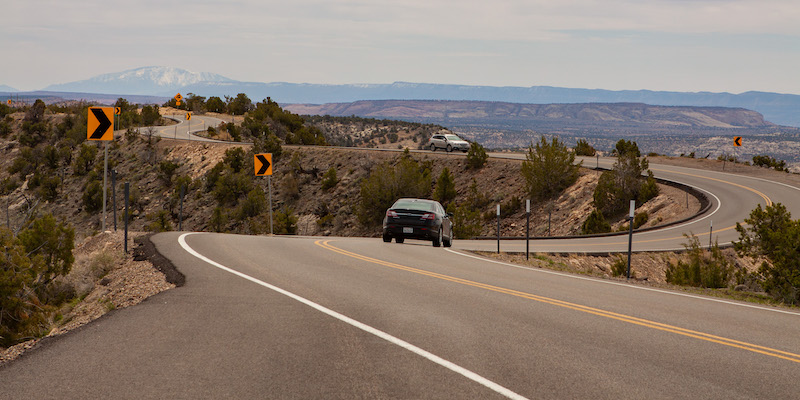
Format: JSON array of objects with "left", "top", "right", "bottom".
[
  {"left": 2, "top": 232, "right": 799, "bottom": 398},
  {"left": 151, "top": 113, "right": 227, "bottom": 142}
]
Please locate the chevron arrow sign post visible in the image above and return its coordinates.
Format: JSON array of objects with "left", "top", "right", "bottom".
[
  {"left": 87, "top": 106, "right": 115, "bottom": 232},
  {"left": 254, "top": 153, "right": 274, "bottom": 234}
]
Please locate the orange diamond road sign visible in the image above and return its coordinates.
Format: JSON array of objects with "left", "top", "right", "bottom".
[
  {"left": 174, "top": 93, "right": 182, "bottom": 101},
  {"left": 87, "top": 107, "right": 114, "bottom": 141},
  {"left": 254, "top": 153, "right": 273, "bottom": 176},
  {"left": 734, "top": 136, "right": 742, "bottom": 147}
]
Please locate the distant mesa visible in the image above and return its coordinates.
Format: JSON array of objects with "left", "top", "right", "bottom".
[{"left": 9, "top": 66, "right": 800, "bottom": 127}]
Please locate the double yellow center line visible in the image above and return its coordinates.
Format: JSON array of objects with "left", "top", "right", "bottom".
[{"left": 316, "top": 240, "right": 800, "bottom": 363}]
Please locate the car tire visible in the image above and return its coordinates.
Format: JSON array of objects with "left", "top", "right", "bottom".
[
  {"left": 446, "top": 144, "right": 452, "bottom": 153},
  {"left": 443, "top": 235, "right": 452, "bottom": 247},
  {"left": 396, "top": 237, "right": 405, "bottom": 244},
  {"left": 430, "top": 144, "right": 436, "bottom": 152},
  {"left": 383, "top": 233, "right": 391, "bottom": 243},
  {"left": 433, "top": 228, "right": 442, "bottom": 247}
]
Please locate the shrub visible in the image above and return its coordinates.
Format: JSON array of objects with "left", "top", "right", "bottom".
[
  {"left": 237, "top": 188, "right": 266, "bottom": 220},
  {"left": 83, "top": 179, "right": 103, "bottom": 213},
  {"left": 281, "top": 173, "right": 300, "bottom": 200},
  {"left": 223, "top": 147, "right": 246, "bottom": 173},
  {"left": 501, "top": 196, "right": 521, "bottom": 217},
  {"left": 0, "top": 228, "right": 37, "bottom": 347},
  {"left": 734, "top": 203, "right": 800, "bottom": 304},
  {"left": 614, "top": 139, "right": 640, "bottom": 157},
  {"left": 593, "top": 151, "right": 658, "bottom": 216},
  {"left": 521, "top": 136, "right": 580, "bottom": 202},
  {"left": 73, "top": 143, "right": 98, "bottom": 176},
  {"left": 210, "top": 207, "right": 227, "bottom": 232},
  {"left": 433, "top": 167, "right": 456, "bottom": 207},
  {"left": 574, "top": 139, "right": 596, "bottom": 156},
  {"left": 0, "top": 120, "right": 11, "bottom": 137},
  {"left": 9, "top": 147, "right": 37, "bottom": 178},
  {"left": 357, "top": 151, "right": 432, "bottom": 227},
  {"left": 582, "top": 209, "right": 611, "bottom": 234},
  {"left": 253, "top": 134, "right": 283, "bottom": 161},
  {"left": 666, "top": 235, "right": 732, "bottom": 288},
  {"left": 0, "top": 176, "right": 20, "bottom": 195},
  {"left": 36, "top": 174, "right": 61, "bottom": 201},
  {"left": 633, "top": 211, "right": 649, "bottom": 229},
  {"left": 752, "top": 155, "right": 787, "bottom": 172},
  {"left": 145, "top": 210, "right": 173, "bottom": 232},
  {"left": 212, "top": 170, "right": 254, "bottom": 206},
  {"left": 466, "top": 142, "right": 488, "bottom": 169},
  {"left": 611, "top": 256, "right": 628, "bottom": 277},
  {"left": 158, "top": 160, "right": 181, "bottom": 187},
  {"left": 450, "top": 203, "right": 483, "bottom": 239},
  {"left": 321, "top": 167, "right": 339, "bottom": 191},
  {"left": 273, "top": 207, "right": 298, "bottom": 234},
  {"left": 18, "top": 214, "right": 75, "bottom": 288}
]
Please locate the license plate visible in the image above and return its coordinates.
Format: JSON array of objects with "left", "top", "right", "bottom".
[{"left": 403, "top": 227, "right": 413, "bottom": 234}]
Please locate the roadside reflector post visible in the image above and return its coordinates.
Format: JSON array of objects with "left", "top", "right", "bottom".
[
  {"left": 102, "top": 141, "right": 108, "bottom": 232},
  {"left": 112, "top": 169, "right": 117, "bottom": 231},
  {"left": 526, "top": 199, "right": 530, "bottom": 260},
  {"left": 709, "top": 220, "right": 713, "bottom": 249},
  {"left": 496, "top": 204, "right": 501, "bottom": 254},
  {"left": 269, "top": 176, "right": 273, "bottom": 235},
  {"left": 124, "top": 182, "right": 129, "bottom": 254},
  {"left": 179, "top": 184, "right": 185, "bottom": 231},
  {"left": 627, "top": 200, "right": 635, "bottom": 280}
]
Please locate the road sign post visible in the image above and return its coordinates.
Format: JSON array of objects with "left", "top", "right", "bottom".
[{"left": 254, "top": 154, "right": 274, "bottom": 234}]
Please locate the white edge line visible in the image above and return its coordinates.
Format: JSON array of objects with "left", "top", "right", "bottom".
[
  {"left": 445, "top": 247, "right": 800, "bottom": 317},
  {"left": 177, "top": 232, "right": 528, "bottom": 400},
  {"left": 635, "top": 179, "right": 722, "bottom": 236}
]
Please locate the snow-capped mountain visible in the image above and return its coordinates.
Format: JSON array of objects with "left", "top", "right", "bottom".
[{"left": 43, "top": 66, "right": 235, "bottom": 96}]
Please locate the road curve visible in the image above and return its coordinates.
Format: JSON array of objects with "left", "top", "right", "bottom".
[
  {"left": 455, "top": 153, "right": 800, "bottom": 253},
  {"left": 2, "top": 232, "right": 798, "bottom": 398}
]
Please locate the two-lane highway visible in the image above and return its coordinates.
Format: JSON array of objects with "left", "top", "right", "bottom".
[{"left": 2, "top": 232, "right": 798, "bottom": 398}]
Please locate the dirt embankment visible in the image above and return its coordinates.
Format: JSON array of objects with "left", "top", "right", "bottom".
[{"left": 0, "top": 232, "right": 177, "bottom": 364}]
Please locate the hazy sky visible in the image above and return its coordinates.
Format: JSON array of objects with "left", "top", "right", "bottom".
[{"left": 3, "top": 0, "right": 799, "bottom": 94}]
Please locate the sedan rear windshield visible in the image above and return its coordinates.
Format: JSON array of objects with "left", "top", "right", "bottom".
[{"left": 391, "top": 200, "right": 435, "bottom": 212}]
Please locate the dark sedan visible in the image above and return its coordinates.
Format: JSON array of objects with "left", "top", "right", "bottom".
[{"left": 382, "top": 198, "right": 453, "bottom": 247}]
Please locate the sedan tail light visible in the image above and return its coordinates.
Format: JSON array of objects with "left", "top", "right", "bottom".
[
  {"left": 386, "top": 210, "right": 399, "bottom": 218},
  {"left": 421, "top": 213, "right": 435, "bottom": 220}
]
